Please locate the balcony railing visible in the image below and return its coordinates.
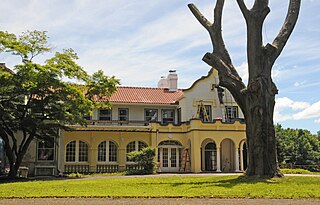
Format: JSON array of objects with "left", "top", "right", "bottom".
[{"left": 86, "top": 120, "right": 150, "bottom": 126}]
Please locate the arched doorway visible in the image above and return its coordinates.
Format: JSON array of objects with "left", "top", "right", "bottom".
[
  {"left": 204, "top": 142, "right": 217, "bottom": 171},
  {"left": 240, "top": 141, "right": 248, "bottom": 171},
  {"left": 220, "top": 139, "right": 235, "bottom": 172},
  {"left": 158, "top": 140, "right": 182, "bottom": 172}
]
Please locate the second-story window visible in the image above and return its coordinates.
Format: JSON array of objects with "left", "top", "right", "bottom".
[
  {"left": 162, "top": 109, "right": 174, "bottom": 124},
  {"left": 83, "top": 113, "right": 91, "bottom": 120},
  {"left": 99, "top": 109, "right": 112, "bottom": 120},
  {"left": 225, "top": 106, "right": 238, "bottom": 121},
  {"left": 145, "top": 109, "right": 158, "bottom": 122},
  {"left": 119, "top": 108, "right": 129, "bottom": 121},
  {"left": 198, "top": 105, "right": 212, "bottom": 122}
]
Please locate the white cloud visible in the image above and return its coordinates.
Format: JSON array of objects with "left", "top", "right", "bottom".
[
  {"left": 275, "top": 97, "right": 310, "bottom": 111},
  {"left": 274, "top": 97, "right": 320, "bottom": 125},
  {"left": 293, "top": 101, "right": 320, "bottom": 120},
  {"left": 274, "top": 97, "right": 310, "bottom": 123}
]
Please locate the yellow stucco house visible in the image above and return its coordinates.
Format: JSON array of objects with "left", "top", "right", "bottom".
[{"left": 17, "top": 68, "right": 247, "bottom": 176}]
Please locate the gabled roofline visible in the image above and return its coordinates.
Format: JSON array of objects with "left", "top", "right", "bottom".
[{"left": 183, "top": 68, "right": 214, "bottom": 91}]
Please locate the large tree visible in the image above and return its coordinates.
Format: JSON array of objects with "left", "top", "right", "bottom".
[
  {"left": 0, "top": 30, "right": 119, "bottom": 178},
  {"left": 188, "top": 0, "right": 301, "bottom": 177}
]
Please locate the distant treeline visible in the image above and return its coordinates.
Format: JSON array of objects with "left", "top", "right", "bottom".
[{"left": 276, "top": 124, "right": 320, "bottom": 171}]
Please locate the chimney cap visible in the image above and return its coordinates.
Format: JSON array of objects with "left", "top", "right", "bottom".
[{"left": 169, "top": 70, "right": 176, "bottom": 73}]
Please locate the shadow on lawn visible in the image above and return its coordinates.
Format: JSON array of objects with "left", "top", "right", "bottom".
[
  {"left": 137, "top": 175, "right": 279, "bottom": 188},
  {"left": 0, "top": 175, "right": 72, "bottom": 184},
  {"left": 214, "top": 176, "right": 279, "bottom": 188}
]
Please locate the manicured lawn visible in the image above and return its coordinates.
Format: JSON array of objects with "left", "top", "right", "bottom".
[{"left": 0, "top": 175, "right": 319, "bottom": 199}]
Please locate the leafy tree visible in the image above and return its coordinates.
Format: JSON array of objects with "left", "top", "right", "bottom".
[
  {"left": 189, "top": 0, "right": 301, "bottom": 177},
  {"left": 0, "top": 30, "right": 120, "bottom": 178},
  {"left": 275, "top": 124, "right": 320, "bottom": 171},
  {"left": 126, "top": 147, "right": 156, "bottom": 175}
]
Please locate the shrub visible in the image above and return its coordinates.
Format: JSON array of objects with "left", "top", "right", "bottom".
[{"left": 126, "top": 147, "right": 156, "bottom": 175}]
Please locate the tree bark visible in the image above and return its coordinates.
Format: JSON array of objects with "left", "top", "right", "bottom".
[{"left": 189, "top": 0, "right": 301, "bottom": 177}]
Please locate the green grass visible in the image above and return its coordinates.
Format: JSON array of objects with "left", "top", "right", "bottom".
[{"left": 0, "top": 176, "right": 319, "bottom": 199}]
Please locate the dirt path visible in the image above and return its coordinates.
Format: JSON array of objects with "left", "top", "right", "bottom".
[{"left": 1, "top": 198, "right": 320, "bottom": 205}]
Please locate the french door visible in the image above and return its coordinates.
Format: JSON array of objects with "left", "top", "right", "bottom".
[{"left": 159, "top": 147, "right": 180, "bottom": 172}]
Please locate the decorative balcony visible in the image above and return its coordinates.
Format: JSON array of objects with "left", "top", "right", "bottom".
[{"left": 86, "top": 120, "right": 150, "bottom": 126}]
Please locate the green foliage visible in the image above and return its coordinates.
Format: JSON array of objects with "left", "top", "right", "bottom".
[
  {"left": 126, "top": 147, "right": 156, "bottom": 175},
  {"left": 281, "top": 168, "right": 312, "bottom": 174},
  {"left": 276, "top": 124, "right": 320, "bottom": 171},
  {"left": 0, "top": 30, "right": 120, "bottom": 177},
  {"left": 66, "top": 172, "right": 84, "bottom": 178}
]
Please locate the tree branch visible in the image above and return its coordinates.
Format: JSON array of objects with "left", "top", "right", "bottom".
[
  {"left": 188, "top": 3, "right": 212, "bottom": 31},
  {"left": 236, "top": 0, "right": 250, "bottom": 20},
  {"left": 188, "top": 1, "right": 232, "bottom": 64},
  {"left": 269, "top": 0, "right": 301, "bottom": 61},
  {"left": 188, "top": 1, "right": 246, "bottom": 107}
]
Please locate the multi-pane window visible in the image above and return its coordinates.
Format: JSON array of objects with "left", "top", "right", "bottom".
[
  {"left": 66, "top": 141, "right": 76, "bottom": 162},
  {"left": 119, "top": 108, "right": 129, "bottom": 121},
  {"left": 138, "top": 141, "right": 147, "bottom": 151},
  {"left": 198, "top": 105, "right": 212, "bottom": 122},
  {"left": 83, "top": 113, "right": 91, "bottom": 120},
  {"left": 99, "top": 109, "right": 112, "bottom": 120},
  {"left": 225, "top": 106, "right": 238, "bottom": 121},
  {"left": 126, "top": 141, "right": 148, "bottom": 161},
  {"left": 162, "top": 109, "right": 174, "bottom": 124},
  {"left": 98, "top": 141, "right": 107, "bottom": 162},
  {"left": 79, "top": 141, "right": 88, "bottom": 162},
  {"left": 66, "top": 140, "right": 88, "bottom": 162},
  {"left": 98, "top": 141, "right": 118, "bottom": 162},
  {"left": 145, "top": 109, "right": 158, "bottom": 122},
  {"left": 37, "top": 138, "right": 54, "bottom": 161},
  {"left": 109, "top": 141, "right": 117, "bottom": 162}
]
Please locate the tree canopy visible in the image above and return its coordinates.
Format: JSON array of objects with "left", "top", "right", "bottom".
[
  {"left": 276, "top": 124, "right": 320, "bottom": 171},
  {"left": 0, "top": 30, "right": 120, "bottom": 178}
]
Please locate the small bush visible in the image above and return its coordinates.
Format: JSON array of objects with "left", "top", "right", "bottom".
[
  {"left": 281, "top": 168, "right": 312, "bottom": 174},
  {"left": 126, "top": 147, "right": 156, "bottom": 175},
  {"left": 66, "top": 172, "right": 84, "bottom": 178}
]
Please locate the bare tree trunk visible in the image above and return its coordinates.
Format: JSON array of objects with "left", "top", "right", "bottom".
[
  {"left": 243, "top": 80, "right": 281, "bottom": 177},
  {"left": 189, "top": 0, "right": 301, "bottom": 177}
]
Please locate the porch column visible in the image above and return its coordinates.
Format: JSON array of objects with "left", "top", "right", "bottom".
[
  {"left": 240, "top": 146, "right": 244, "bottom": 172},
  {"left": 234, "top": 147, "right": 240, "bottom": 172},
  {"left": 216, "top": 146, "right": 221, "bottom": 172}
]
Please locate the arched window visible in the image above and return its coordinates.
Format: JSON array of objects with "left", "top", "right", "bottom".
[
  {"left": 66, "top": 141, "right": 76, "bottom": 162},
  {"left": 65, "top": 140, "right": 89, "bottom": 162},
  {"left": 126, "top": 141, "right": 148, "bottom": 161},
  {"left": 98, "top": 141, "right": 118, "bottom": 162},
  {"left": 79, "top": 141, "right": 88, "bottom": 162}
]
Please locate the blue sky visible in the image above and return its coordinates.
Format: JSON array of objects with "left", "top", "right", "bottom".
[{"left": 0, "top": 0, "right": 319, "bottom": 134}]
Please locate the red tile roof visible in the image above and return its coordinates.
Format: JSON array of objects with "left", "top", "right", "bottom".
[{"left": 109, "top": 86, "right": 183, "bottom": 104}]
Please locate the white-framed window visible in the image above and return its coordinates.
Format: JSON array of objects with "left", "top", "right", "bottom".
[
  {"left": 66, "top": 141, "right": 76, "bottom": 162},
  {"left": 126, "top": 141, "right": 148, "bottom": 162},
  {"left": 79, "top": 141, "right": 88, "bottom": 162},
  {"left": 98, "top": 141, "right": 118, "bottom": 162},
  {"left": 65, "top": 140, "right": 89, "bottom": 162},
  {"left": 119, "top": 108, "right": 129, "bottom": 121},
  {"left": 145, "top": 109, "right": 158, "bottom": 122},
  {"left": 225, "top": 106, "right": 238, "bottom": 121},
  {"left": 162, "top": 109, "right": 174, "bottom": 124},
  {"left": 37, "top": 138, "right": 54, "bottom": 161},
  {"left": 99, "top": 109, "right": 112, "bottom": 120}
]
